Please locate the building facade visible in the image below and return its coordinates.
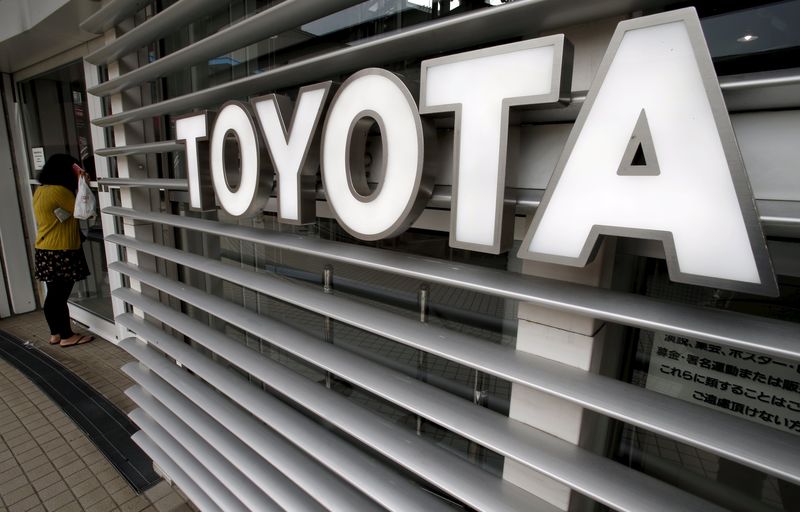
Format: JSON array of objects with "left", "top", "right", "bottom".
[{"left": 0, "top": 0, "right": 799, "bottom": 510}]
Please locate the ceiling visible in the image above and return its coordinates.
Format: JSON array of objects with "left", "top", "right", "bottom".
[{"left": 0, "top": 0, "right": 103, "bottom": 74}]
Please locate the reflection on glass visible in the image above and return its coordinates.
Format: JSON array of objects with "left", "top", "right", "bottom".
[
  {"left": 70, "top": 217, "right": 113, "bottom": 321},
  {"left": 171, "top": 210, "right": 516, "bottom": 479}
]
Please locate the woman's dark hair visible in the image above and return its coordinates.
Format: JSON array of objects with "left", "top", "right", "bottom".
[{"left": 37, "top": 154, "right": 79, "bottom": 192}]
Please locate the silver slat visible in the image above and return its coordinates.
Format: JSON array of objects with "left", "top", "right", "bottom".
[
  {"left": 109, "top": 260, "right": 800, "bottom": 485},
  {"left": 90, "top": 0, "right": 670, "bottom": 126},
  {"left": 95, "top": 141, "right": 184, "bottom": 157},
  {"left": 759, "top": 199, "right": 800, "bottom": 237},
  {"left": 104, "top": 173, "right": 800, "bottom": 231},
  {"left": 88, "top": 0, "right": 365, "bottom": 97},
  {"left": 718, "top": 67, "right": 800, "bottom": 90},
  {"left": 115, "top": 316, "right": 555, "bottom": 512},
  {"left": 123, "top": 364, "right": 380, "bottom": 512},
  {"left": 103, "top": 210, "right": 800, "bottom": 360},
  {"left": 98, "top": 178, "right": 188, "bottom": 191},
  {"left": 119, "top": 344, "right": 453, "bottom": 512},
  {"left": 85, "top": 0, "right": 227, "bottom": 65},
  {"left": 129, "top": 409, "right": 251, "bottom": 512},
  {"left": 127, "top": 385, "right": 323, "bottom": 512},
  {"left": 79, "top": 0, "right": 152, "bottom": 34},
  {"left": 115, "top": 292, "right": 726, "bottom": 512},
  {"left": 132, "top": 432, "right": 223, "bottom": 512}
]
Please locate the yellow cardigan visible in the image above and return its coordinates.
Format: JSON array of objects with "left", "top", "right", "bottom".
[{"left": 33, "top": 185, "right": 81, "bottom": 250}]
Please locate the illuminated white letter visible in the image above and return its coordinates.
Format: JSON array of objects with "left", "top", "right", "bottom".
[
  {"left": 252, "top": 83, "right": 330, "bottom": 225},
  {"left": 420, "top": 36, "right": 571, "bottom": 253},
  {"left": 321, "top": 69, "right": 432, "bottom": 240},
  {"left": 519, "top": 9, "right": 777, "bottom": 295},
  {"left": 175, "top": 112, "right": 214, "bottom": 211},
  {"left": 210, "top": 101, "right": 271, "bottom": 217}
]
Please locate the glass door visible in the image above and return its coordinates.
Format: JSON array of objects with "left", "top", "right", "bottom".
[{"left": 18, "top": 60, "right": 113, "bottom": 321}]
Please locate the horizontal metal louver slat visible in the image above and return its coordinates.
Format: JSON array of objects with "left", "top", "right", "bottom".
[
  {"left": 98, "top": 178, "right": 188, "bottom": 191},
  {"left": 129, "top": 409, "right": 252, "bottom": 511},
  {"left": 118, "top": 339, "right": 457, "bottom": 512},
  {"left": 79, "top": 0, "right": 152, "bottom": 34},
  {"left": 89, "top": 0, "right": 671, "bottom": 126},
  {"left": 108, "top": 259, "right": 800, "bottom": 485},
  {"left": 115, "top": 315, "right": 556, "bottom": 512},
  {"left": 131, "top": 432, "right": 223, "bottom": 512},
  {"left": 85, "top": 0, "right": 228, "bottom": 65},
  {"left": 95, "top": 141, "right": 184, "bottom": 157},
  {"left": 127, "top": 385, "right": 323, "bottom": 511},
  {"left": 114, "top": 290, "right": 727, "bottom": 512},
  {"left": 88, "top": 0, "right": 365, "bottom": 97},
  {"left": 123, "top": 364, "right": 379, "bottom": 512},
  {"left": 102, "top": 210, "right": 800, "bottom": 360}
]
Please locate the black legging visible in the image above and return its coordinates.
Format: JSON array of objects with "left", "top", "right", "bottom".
[{"left": 43, "top": 280, "right": 75, "bottom": 338}]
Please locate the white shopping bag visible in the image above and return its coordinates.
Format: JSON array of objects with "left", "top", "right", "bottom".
[{"left": 73, "top": 176, "right": 96, "bottom": 219}]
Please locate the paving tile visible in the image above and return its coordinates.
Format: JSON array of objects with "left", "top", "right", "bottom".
[
  {"left": 3, "top": 484, "right": 36, "bottom": 507},
  {"left": 21, "top": 418, "right": 48, "bottom": 433},
  {"left": 110, "top": 485, "right": 137, "bottom": 506},
  {"left": 41, "top": 489, "right": 74, "bottom": 512},
  {"left": 153, "top": 492, "right": 186, "bottom": 512},
  {"left": 118, "top": 495, "right": 149, "bottom": 512},
  {"left": 36, "top": 481, "right": 69, "bottom": 503},
  {"left": 51, "top": 501, "right": 82, "bottom": 512},
  {"left": 2, "top": 427, "right": 30, "bottom": 444},
  {"left": 0, "top": 465, "right": 24, "bottom": 484},
  {"left": 165, "top": 505, "right": 194, "bottom": 512},
  {"left": 81, "top": 451, "right": 105, "bottom": 467},
  {"left": 30, "top": 431, "right": 59, "bottom": 447},
  {"left": 0, "top": 456, "right": 18, "bottom": 473},
  {"left": 7, "top": 493, "right": 40, "bottom": 512},
  {"left": 40, "top": 445, "right": 71, "bottom": 463},
  {"left": 0, "top": 474, "right": 29, "bottom": 497},
  {"left": 84, "top": 496, "right": 116, "bottom": 512},
  {"left": 91, "top": 465, "right": 119, "bottom": 485},
  {"left": 49, "top": 453, "right": 80, "bottom": 472},
  {"left": 77, "top": 486, "right": 109, "bottom": 508},
  {"left": 143, "top": 481, "right": 172, "bottom": 503},
  {"left": 62, "top": 468, "right": 93, "bottom": 488},
  {"left": 56, "top": 460, "right": 86, "bottom": 483},
  {"left": 102, "top": 476, "right": 129, "bottom": 495},
  {"left": 9, "top": 440, "right": 36, "bottom": 456},
  {"left": 19, "top": 456, "right": 52, "bottom": 476},
  {"left": 70, "top": 476, "right": 101, "bottom": 499},
  {"left": 30, "top": 471, "right": 61, "bottom": 493},
  {"left": 37, "top": 438, "right": 65, "bottom": 455},
  {"left": 15, "top": 448, "right": 46, "bottom": 466}
]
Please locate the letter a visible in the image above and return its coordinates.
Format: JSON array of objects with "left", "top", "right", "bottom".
[{"left": 518, "top": 8, "right": 777, "bottom": 296}]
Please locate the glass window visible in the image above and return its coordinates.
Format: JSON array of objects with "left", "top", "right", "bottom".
[{"left": 614, "top": 258, "right": 800, "bottom": 512}]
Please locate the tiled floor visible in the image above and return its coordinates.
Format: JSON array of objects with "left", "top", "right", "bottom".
[{"left": 0, "top": 311, "right": 192, "bottom": 512}]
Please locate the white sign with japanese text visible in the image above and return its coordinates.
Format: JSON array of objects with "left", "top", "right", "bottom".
[{"left": 647, "top": 332, "right": 800, "bottom": 436}]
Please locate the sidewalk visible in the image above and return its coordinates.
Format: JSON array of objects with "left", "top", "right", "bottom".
[{"left": 0, "top": 311, "right": 192, "bottom": 512}]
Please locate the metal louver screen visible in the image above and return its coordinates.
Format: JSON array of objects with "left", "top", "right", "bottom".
[{"left": 84, "top": 0, "right": 800, "bottom": 510}]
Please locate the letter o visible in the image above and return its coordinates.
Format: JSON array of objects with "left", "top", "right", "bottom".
[
  {"left": 321, "top": 69, "right": 431, "bottom": 240},
  {"left": 210, "top": 101, "right": 270, "bottom": 217}
]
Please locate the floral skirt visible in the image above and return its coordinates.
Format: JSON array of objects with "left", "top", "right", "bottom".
[{"left": 34, "top": 249, "right": 90, "bottom": 283}]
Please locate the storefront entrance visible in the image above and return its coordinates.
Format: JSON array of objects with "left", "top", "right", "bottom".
[{"left": 18, "top": 60, "right": 113, "bottom": 321}]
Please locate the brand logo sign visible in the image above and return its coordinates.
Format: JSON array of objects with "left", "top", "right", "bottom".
[{"left": 178, "top": 8, "right": 776, "bottom": 296}]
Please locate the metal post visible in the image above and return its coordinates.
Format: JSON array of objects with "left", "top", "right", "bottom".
[
  {"left": 416, "top": 284, "right": 429, "bottom": 435},
  {"left": 469, "top": 370, "right": 489, "bottom": 464},
  {"left": 323, "top": 264, "right": 334, "bottom": 389}
]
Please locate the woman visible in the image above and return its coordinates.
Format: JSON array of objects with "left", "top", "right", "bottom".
[{"left": 33, "top": 154, "right": 93, "bottom": 347}]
